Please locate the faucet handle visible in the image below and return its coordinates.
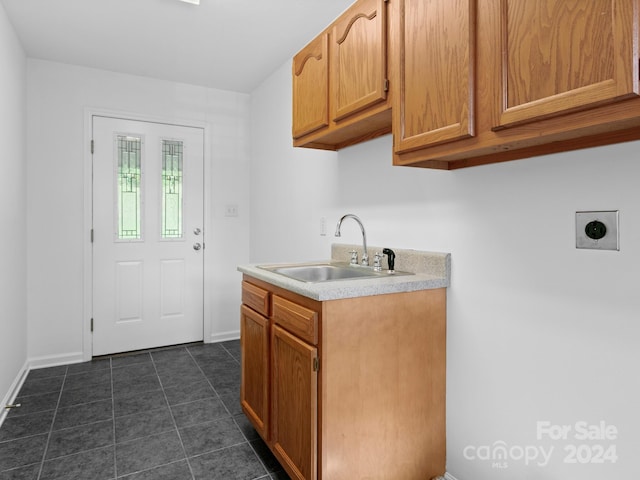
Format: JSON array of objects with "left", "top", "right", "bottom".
[
  {"left": 373, "top": 252, "right": 383, "bottom": 271},
  {"left": 349, "top": 250, "right": 359, "bottom": 265}
]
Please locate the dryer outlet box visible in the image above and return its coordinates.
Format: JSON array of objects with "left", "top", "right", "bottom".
[{"left": 576, "top": 210, "right": 619, "bottom": 250}]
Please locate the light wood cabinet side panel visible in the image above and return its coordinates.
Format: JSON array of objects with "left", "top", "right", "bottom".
[
  {"left": 271, "top": 325, "right": 318, "bottom": 480},
  {"left": 240, "top": 305, "right": 270, "bottom": 440},
  {"left": 394, "top": 0, "right": 475, "bottom": 153},
  {"left": 320, "top": 289, "right": 447, "bottom": 480},
  {"left": 293, "top": 34, "right": 330, "bottom": 139}
]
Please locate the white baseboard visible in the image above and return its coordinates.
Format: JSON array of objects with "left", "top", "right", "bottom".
[
  {"left": 0, "top": 359, "right": 29, "bottom": 428},
  {"left": 208, "top": 330, "right": 240, "bottom": 343},
  {"left": 1, "top": 352, "right": 85, "bottom": 428},
  {"left": 445, "top": 473, "right": 461, "bottom": 480},
  {"left": 28, "top": 351, "right": 85, "bottom": 369}
]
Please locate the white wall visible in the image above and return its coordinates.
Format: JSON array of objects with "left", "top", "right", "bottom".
[
  {"left": 0, "top": 4, "right": 28, "bottom": 409},
  {"left": 250, "top": 62, "right": 640, "bottom": 479},
  {"left": 26, "top": 60, "right": 250, "bottom": 362}
]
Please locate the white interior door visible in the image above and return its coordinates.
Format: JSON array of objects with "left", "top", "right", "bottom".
[{"left": 92, "top": 116, "right": 204, "bottom": 356}]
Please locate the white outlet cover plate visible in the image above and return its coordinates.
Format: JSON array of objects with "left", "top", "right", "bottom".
[
  {"left": 224, "top": 204, "right": 239, "bottom": 217},
  {"left": 576, "top": 210, "right": 619, "bottom": 250}
]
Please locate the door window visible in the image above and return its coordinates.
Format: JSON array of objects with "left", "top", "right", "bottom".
[
  {"left": 116, "top": 135, "right": 143, "bottom": 240},
  {"left": 161, "top": 140, "right": 183, "bottom": 239}
]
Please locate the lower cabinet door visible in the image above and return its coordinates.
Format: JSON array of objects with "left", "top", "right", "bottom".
[
  {"left": 271, "top": 325, "right": 318, "bottom": 480},
  {"left": 240, "top": 305, "right": 270, "bottom": 440}
]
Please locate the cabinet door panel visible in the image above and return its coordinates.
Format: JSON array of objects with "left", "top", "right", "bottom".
[
  {"left": 394, "top": 0, "right": 475, "bottom": 154},
  {"left": 240, "top": 305, "right": 269, "bottom": 440},
  {"left": 293, "top": 34, "right": 329, "bottom": 139},
  {"left": 496, "top": 0, "right": 639, "bottom": 128},
  {"left": 271, "top": 326, "right": 318, "bottom": 480},
  {"left": 331, "top": 0, "right": 387, "bottom": 122}
]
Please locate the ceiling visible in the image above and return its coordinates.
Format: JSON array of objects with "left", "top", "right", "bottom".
[{"left": 1, "top": 0, "right": 353, "bottom": 93}]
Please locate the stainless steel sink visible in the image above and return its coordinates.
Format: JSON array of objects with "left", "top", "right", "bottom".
[{"left": 258, "top": 263, "right": 413, "bottom": 283}]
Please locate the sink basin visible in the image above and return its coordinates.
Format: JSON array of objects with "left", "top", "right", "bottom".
[{"left": 258, "top": 263, "right": 413, "bottom": 283}]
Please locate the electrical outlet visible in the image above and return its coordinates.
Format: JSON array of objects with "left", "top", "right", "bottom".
[{"left": 576, "top": 210, "right": 619, "bottom": 250}]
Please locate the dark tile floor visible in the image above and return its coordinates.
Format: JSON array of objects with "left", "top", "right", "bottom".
[{"left": 0, "top": 341, "right": 290, "bottom": 480}]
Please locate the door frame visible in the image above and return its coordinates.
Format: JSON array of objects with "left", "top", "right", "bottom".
[{"left": 82, "top": 108, "right": 212, "bottom": 361}]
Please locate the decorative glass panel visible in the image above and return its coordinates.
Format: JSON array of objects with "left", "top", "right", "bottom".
[
  {"left": 162, "top": 140, "right": 183, "bottom": 239},
  {"left": 117, "top": 136, "right": 142, "bottom": 240}
]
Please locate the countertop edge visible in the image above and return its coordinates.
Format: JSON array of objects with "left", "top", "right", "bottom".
[{"left": 237, "top": 263, "right": 450, "bottom": 301}]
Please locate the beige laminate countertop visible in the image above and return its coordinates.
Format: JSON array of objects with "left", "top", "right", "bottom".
[{"left": 237, "top": 244, "right": 451, "bottom": 301}]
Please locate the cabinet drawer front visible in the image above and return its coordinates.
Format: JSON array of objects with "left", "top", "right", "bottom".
[
  {"left": 273, "top": 295, "right": 319, "bottom": 346},
  {"left": 242, "top": 281, "right": 270, "bottom": 317}
]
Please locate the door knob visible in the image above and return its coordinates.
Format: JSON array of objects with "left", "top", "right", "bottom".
[
  {"left": 193, "top": 228, "right": 202, "bottom": 235},
  {"left": 193, "top": 243, "right": 202, "bottom": 251}
]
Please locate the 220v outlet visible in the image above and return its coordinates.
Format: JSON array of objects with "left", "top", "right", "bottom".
[{"left": 576, "top": 211, "right": 619, "bottom": 251}]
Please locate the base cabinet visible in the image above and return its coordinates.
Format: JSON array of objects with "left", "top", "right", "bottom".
[
  {"left": 240, "top": 305, "right": 270, "bottom": 440},
  {"left": 240, "top": 275, "right": 446, "bottom": 480},
  {"left": 271, "top": 325, "right": 318, "bottom": 480}
]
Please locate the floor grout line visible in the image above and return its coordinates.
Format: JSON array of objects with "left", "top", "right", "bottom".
[
  {"left": 218, "top": 342, "right": 241, "bottom": 365},
  {"left": 151, "top": 348, "right": 196, "bottom": 480},
  {"left": 115, "top": 458, "right": 189, "bottom": 479},
  {"left": 34, "top": 364, "right": 69, "bottom": 480},
  {"left": 110, "top": 358, "right": 118, "bottom": 480}
]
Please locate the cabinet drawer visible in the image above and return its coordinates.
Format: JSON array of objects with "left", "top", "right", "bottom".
[
  {"left": 242, "top": 281, "right": 270, "bottom": 317},
  {"left": 273, "top": 295, "right": 318, "bottom": 346}
]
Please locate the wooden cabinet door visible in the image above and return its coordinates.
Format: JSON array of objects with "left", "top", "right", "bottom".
[
  {"left": 495, "top": 0, "right": 640, "bottom": 129},
  {"left": 271, "top": 325, "right": 318, "bottom": 480},
  {"left": 331, "top": 0, "right": 388, "bottom": 122},
  {"left": 240, "top": 305, "right": 270, "bottom": 440},
  {"left": 293, "top": 34, "right": 329, "bottom": 139},
  {"left": 394, "top": 0, "right": 476, "bottom": 154}
]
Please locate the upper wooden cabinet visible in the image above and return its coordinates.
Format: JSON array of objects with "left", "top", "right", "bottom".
[
  {"left": 292, "top": 0, "right": 392, "bottom": 150},
  {"left": 392, "top": 0, "right": 640, "bottom": 169},
  {"left": 292, "top": 34, "right": 329, "bottom": 139},
  {"left": 393, "top": 0, "right": 476, "bottom": 154},
  {"left": 330, "top": 0, "right": 388, "bottom": 122},
  {"left": 496, "top": 0, "right": 639, "bottom": 129},
  {"left": 295, "top": 0, "right": 640, "bottom": 166}
]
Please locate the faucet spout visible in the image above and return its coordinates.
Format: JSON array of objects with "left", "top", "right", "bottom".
[{"left": 335, "top": 214, "right": 369, "bottom": 266}]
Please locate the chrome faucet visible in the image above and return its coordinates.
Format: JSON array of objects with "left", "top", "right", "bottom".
[{"left": 335, "top": 214, "right": 369, "bottom": 266}]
